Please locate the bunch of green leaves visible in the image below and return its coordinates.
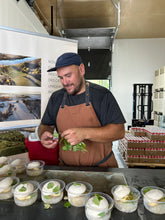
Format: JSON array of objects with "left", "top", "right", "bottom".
[{"left": 59, "top": 137, "right": 87, "bottom": 152}]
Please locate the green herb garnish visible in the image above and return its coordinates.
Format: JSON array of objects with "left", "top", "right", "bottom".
[
  {"left": 53, "top": 185, "right": 60, "bottom": 193},
  {"left": 30, "top": 193, "right": 35, "bottom": 199},
  {"left": 73, "top": 182, "right": 81, "bottom": 186},
  {"left": 64, "top": 201, "right": 71, "bottom": 208},
  {"left": 143, "top": 187, "right": 154, "bottom": 194},
  {"left": 8, "top": 170, "right": 12, "bottom": 176},
  {"left": 93, "top": 193, "right": 103, "bottom": 206},
  {"left": 47, "top": 182, "right": 54, "bottom": 189},
  {"left": 44, "top": 203, "right": 52, "bottom": 209},
  {"left": 98, "top": 212, "right": 106, "bottom": 217},
  {"left": 19, "top": 186, "right": 26, "bottom": 192},
  {"left": 44, "top": 195, "right": 51, "bottom": 199},
  {"left": 53, "top": 132, "right": 59, "bottom": 138},
  {"left": 60, "top": 137, "right": 87, "bottom": 152}
]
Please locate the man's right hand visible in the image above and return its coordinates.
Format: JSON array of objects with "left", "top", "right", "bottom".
[{"left": 40, "top": 131, "right": 59, "bottom": 149}]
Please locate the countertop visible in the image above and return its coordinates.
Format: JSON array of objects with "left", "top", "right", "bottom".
[{"left": 0, "top": 166, "right": 165, "bottom": 220}]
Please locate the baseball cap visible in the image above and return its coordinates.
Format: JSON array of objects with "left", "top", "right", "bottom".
[{"left": 47, "top": 52, "right": 82, "bottom": 72}]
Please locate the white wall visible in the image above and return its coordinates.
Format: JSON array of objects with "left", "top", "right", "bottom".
[
  {"left": 112, "top": 38, "right": 165, "bottom": 129},
  {"left": 0, "top": 0, "right": 48, "bottom": 34}
]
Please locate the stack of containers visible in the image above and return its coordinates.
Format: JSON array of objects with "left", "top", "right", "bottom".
[
  {"left": 118, "top": 126, "right": 165, "bottom": 165},
  {"left": 153, "top": 66, "right": 165, "bottom": 128}
]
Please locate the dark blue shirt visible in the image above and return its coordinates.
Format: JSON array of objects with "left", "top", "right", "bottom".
[{"left": 41, "top": 82, "right": 126, "bottom": 128}]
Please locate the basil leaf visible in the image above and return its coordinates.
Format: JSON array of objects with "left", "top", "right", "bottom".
[
  {"left": 44, "top": 203, "right": 52, "bottom": 209},
  {"left": 143, "top": 188, "right": 153, "bottom": 194},
  {"left": 60, "top": 137, "right": 87, "bottom": 152},
  {"left": 53, "top": 132, "right": 59, "bottom": 138},
  {"left": 93, "top": 193, "right": 103, "bottom": 206},
  {"left": 19, "top": 186, "right": 26, "bottom": 192},
  {"left": 47, "top": 182, "right": 54, "bottom": 189},
  {"left": 64, "top": 201, "right": 71, "bottom": 208},
  {"left": 44, "top": 195, "right": 51, "bottom": 199},
  {"left": 62, "top": 146, "right": 68, "bottom": 151},
  {"left": 98, "top": 212, "right": 106, "bottom": 217},
  {"left": 73, "top": 145, "right": 77, "bottom": 152},
  {"left": 53, "top": 185, "right": 60, "bottom": 193},
  {"left": 73, "top": 182, "right": 81, "bottom": 186}
]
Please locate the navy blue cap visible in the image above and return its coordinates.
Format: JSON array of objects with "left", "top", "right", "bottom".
[{"left": 47, "top": 52, "right": 82, "bottom": 72}]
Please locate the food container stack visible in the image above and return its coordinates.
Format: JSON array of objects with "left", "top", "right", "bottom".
[
  {"left": 153, "top": 66, "right": 165, "bottom": 128},
  {"left": 118, "top": 126, "right": 165, "bottom": 165}
]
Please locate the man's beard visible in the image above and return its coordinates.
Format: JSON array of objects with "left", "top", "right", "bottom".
[{"left": 64, "top": 78, "right": 84, "bottom": 95}]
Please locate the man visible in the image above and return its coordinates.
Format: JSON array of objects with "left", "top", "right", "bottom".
[{"left": 38, "top": 52, "right": 126, "bottom": 167}]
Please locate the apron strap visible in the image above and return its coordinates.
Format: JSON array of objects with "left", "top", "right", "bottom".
[
  {"left": 93, "top": 150, "right": 113, "bottom": 167},
  {"left": 85, "top": 81, "right": 90, "bottom": 106},
  {"left": 61, "top": 92, "right": 67, "bottom": 108},
  {"left": 60, "top": 81, "right": 90, "bottom": 108}
]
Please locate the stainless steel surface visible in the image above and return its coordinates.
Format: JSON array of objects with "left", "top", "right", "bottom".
[{"left": 0, "top": 167, "right": 165, "bottom": 220}]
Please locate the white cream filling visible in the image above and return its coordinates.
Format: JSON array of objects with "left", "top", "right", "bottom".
[
  {"left": 14, "top": 182, "right": 34, "bottom": 198},
  {"left": 88, "top": 196, "right": 109, "bottom": 211},
  {"left": 42, "top": 181, "right": 60, "bottom": 196},
  {"left": 27, "top": 161, "right": 40, "bottom": 169},
  {"left": 0, "top": 157, "right": 8, "bottom": 164},
  {"left": 0, "top": 164, "right": 11, "bottom": 175},
  {"left": 145, "top": 189, "right": 164, "bottom": 201},
  {"left": 113, "top": 185, "right": 130, "bottom": 200},
  {"left": 86, "top": 196, "right": 109, "bottom": 218},
  {"left": 0, "top": 177, "right": 13, "bottom": 193},
  {"left": 68, "top": 183, "right": 86, "bottom": 196},
  {"left": 11, "top": 159, "right": 23, "bottom": 166}
]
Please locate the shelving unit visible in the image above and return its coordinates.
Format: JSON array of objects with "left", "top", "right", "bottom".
[{"left": 153, "top": 66, "right": 165, "bottom": 128}]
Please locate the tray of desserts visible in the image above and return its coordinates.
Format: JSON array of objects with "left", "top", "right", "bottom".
[{"left": 1, "top": 157, "right": 165, "bottom": 220}]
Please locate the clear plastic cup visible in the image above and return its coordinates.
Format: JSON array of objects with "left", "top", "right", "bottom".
[
  {"left": 0, "top": 164, "right": 16, "bottom": 178},
  {"left": 141, "top": 186, "right": 165, "bottom": 214},
  {"left": 85, "top": 192, "right": 114, "bottom": 220},
  {"left": 0, "top": 176, "right": 19, "bottom": 200},
  {"left": 111, "top": 185, "right": 140, "bottom": 213},
  {"left": 13, "top": 180, "right": 39, "bottom": 207},
  {"left": 26, "top": 160, "right": 45, "bottom": 176},
  {"left": 65, "top": 181, "right": 93, "bottom": 207},
  {"left": 10, "top": 158, "right": 27, "bottom": 174},
  {"left": 0, "top": 156, "right": 9, "bottom": 166},
  {"left": 40, "top": 179, "right": 65, "bottom": 204}
]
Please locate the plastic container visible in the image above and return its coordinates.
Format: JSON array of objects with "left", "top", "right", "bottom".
[
  {"left": 141, "top": 186, "right": 165, "bottom": 214},
  {"left": 10, "top": 158, "right": 27, "bottom": 174},
  {"left": 0, "top": 164, "right": 16, "bottom": 178},
  {"left": 13, "top": 180, "right": 39, "bottom": 207},
  {"left": 85, "top": 192, "right": 114, "bottom": 220},
  {"left": 40, "top": 179, "right": 65, "bottom": 204},
  {"left": 0, "top": 176, "right": 19, "bottom": 200},
  {"left": 65, "top": 181, "right": 93, "bottom": 207},
  {"left": 111, "top": 185, "right": 140, "bottom": 213},
  {"left": 0, "top": 156, "right": 9, "bottom": 166},
  {"left": 26, "top": 160, "right": 45, "bottom": 176}
]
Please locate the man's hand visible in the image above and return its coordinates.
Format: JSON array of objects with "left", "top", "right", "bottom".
[
  {"left": 61, "top": 128, "right": 85, "bottom": 146},
  {"left": 40, "top": 131, "right": 59, "bottom": 149}
]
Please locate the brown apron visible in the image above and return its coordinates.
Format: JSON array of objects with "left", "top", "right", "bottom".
[{"left": 56, "top": 82, "right": 118, "bottom": 167}]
